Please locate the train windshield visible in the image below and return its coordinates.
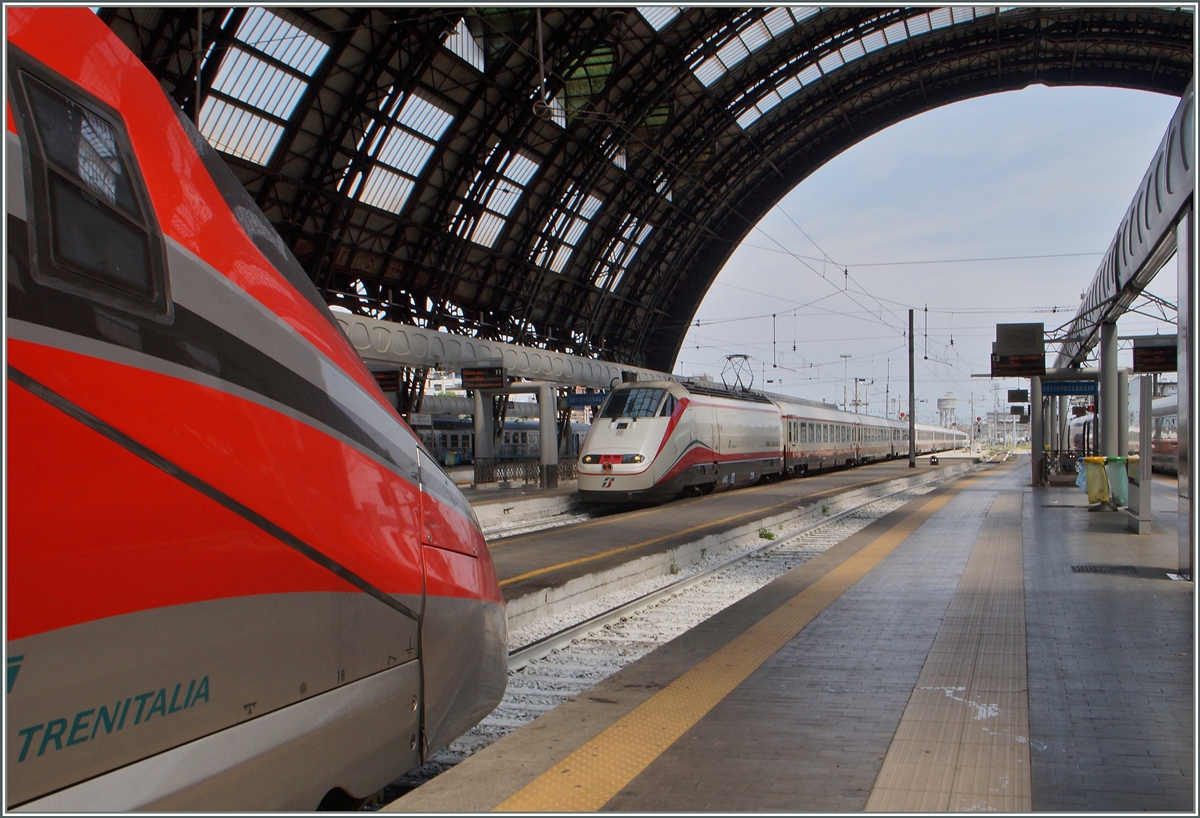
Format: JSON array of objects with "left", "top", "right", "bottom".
[{"left": 599, "top": 387, "right": 665, "bottom": 419}]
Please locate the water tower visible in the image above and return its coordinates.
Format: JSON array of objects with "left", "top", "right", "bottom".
[{"left": 937, "top": 396, "right": 957, "bottom": 428}]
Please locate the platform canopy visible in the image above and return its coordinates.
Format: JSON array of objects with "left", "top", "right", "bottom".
[{"left": 100, "top": 6, "right": 1194, "bottom": 371}]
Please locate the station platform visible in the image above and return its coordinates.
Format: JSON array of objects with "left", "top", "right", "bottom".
[
  {"left": 483, "top": 457, "right": 979, "bottom": 631},
  {"left": 388, "top": 459, "right": 1193, "bottom": 812}
]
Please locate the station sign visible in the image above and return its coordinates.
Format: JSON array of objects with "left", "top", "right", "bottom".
[
  {"left": 460, "top": 366, "right": 507, "bottom": 390},
  {"left": 1007, "top": 389, "right": 1029, "bottom": 403},
  {"left": 405, "top": 412, "right": 433, "bottom": 427},
  {"left": 373, "top": 370, "right": 400, "bottom": 392},
  {"left": 566, "top": 391, "right": 608, "bottom": 407},
  {"left": 1131, "top": 335, "right": 1177, "bottom": 373},
  {"left": 1042, "top": 380, "right": 1097, "bottom": 396}
]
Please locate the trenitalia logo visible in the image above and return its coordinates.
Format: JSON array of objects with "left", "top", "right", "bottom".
[
  {"left": 8, "top": 655, "right": 23, "bottom": 694},
  {"left": 14, "top": 676, "right": 211, "bottom": 763}
]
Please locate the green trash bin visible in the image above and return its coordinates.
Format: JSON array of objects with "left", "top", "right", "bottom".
[{"left": 1105, "top": 457, "right": 1129, "bottom": 507}]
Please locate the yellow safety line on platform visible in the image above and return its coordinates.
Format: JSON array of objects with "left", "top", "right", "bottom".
[
  {"left": 497, "top": 482, "right": 855, "bottom": 586},
  {"left": 866, "top": 490, "right": 1030, "bottom": 812},
  {"left": 494, "top": 478, "right": 979, "bottom": 811}
]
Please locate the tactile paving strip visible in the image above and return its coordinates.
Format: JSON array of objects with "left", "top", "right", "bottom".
[{"left": 866, "top": 491, "right": 1030, "bottom": 812}]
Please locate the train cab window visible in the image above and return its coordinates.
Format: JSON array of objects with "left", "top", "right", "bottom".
[
  {"left": 600, "top": 387, "right": 663, "bottom": 419},
  {"left": 15, "top": 68, "right": 169, "bottom": 318},
  {"left": 658, "top": 394, "right": 677, "bottom": 417}
]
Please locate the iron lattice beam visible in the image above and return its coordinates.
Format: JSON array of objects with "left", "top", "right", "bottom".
[{"left": 103, "top": 6, "right": 1193, "bottom": 371}]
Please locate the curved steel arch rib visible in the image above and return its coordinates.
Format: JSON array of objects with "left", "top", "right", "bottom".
[{"left": 101, "top": 6, "right": 1193, "bottom": 372}]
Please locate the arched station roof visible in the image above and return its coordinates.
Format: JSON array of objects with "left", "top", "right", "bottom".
[{"left": 100, "top": 6, "right": 1194, "bottom": 372}]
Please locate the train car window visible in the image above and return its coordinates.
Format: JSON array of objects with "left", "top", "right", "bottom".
[
  {"left": 658, "top": 394, "right": 677, "bottom": 417},
  {"left": 600, "top": 387, "right": 664, "bottom": 419},
  {"left": 15, "top": 66, "right": 169, "bottom": 318},
  {"left": 450, "top": 434, "right": 459, "bottom": 448}
]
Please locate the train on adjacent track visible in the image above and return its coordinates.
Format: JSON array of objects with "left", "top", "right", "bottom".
[
  {"left": 7, "top": 8, "right": 505, "bottom": 810},
  {"left": 578, "top": 380, "right": 967, "bottom": 504},
  {"left": 413, "top": 417, "right": 589, "bottom": 466},
  {"left": 1067, "top": 394, "right": 1179, "bottom": 475}
]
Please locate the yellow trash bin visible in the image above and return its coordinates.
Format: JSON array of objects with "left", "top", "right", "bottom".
[{"left": 1082, "top": 456, "right": 1109, "bottom": 504}]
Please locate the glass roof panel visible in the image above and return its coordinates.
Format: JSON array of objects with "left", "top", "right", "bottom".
[
  {"left": 236, "top": 8, "right": 328, "bottom": 76},
  {"left": 777, "top": 75, "right": 802, "bottom": 98},
  {"left": 397, "top": 94, "right": 455, "bottom": 140},
  {"left": 763, "top": 7, "right": 796, "bottom": 36},
  {"left": 715, "top": 36, "right": 751, "bottom": 73},
  {"left": 198, "top": 98, "right": 283, "bottom": 165},
  {"left": 453, "top": 150, "right": 541, "bottom": 247},
  {"left": 840, "top": 38, "right": 867, "bottom": 64},
  {"left": 952, "top": 7, "right": 977, "bottom": 24},
  {"left": 532, "top": 186, "right": 603, "bottom": 272},
  {"left": 375, "top": 130, "right": 435, "bottom": 176},
  {"left": 501, "top": 152, "right": 539, "bottom": 186},
  {"left": 639, "top": 7, "right": 682, "bottom": 31},
  {"left": 444, "top": 17, "right": 486, "bottom": 71},
  {"left": 818, "top": 50, "right": 844, "bottom": 73},
  {"left": 595, "top": 215, "right": 653, "bottom": 292},
  {"left": 693, "top": 57, "right": 727, "bottom": 87},
  {"left": 359, "top": 166, "right": 416, "bottom": 215},
  {"left": 929, "top": 7, "right": 954, "bottom": 29},
  {"left": 736, "top": 107, "right": 763, "bottom": 129},
  {"left": 862, "top": 29, "right": 887, "bottom": 52},
  {"left": 884, "top": 20, "right": 909, "bottom": 45},
  {"left": 471, "top": 211, "right": 507, "bottom": 247},
  {"left": 732, "top": 6, "right": 1005, "bottom": 131},
  {"left": 211, "top": 48, "right": 306, "bottom": 120},
  {"left": 906, "top": 13, "right": 932, "bottom": 36},
  {"left": 689, "top": 8, "right": 813, "bottom": 88},
  {"left": 739, "top": 19, "right": 773, "bottom": 52}
]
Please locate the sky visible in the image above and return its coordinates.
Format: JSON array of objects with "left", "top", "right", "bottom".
[{"left": 673, "top": 84, "right": 1182, "bottom": 425}]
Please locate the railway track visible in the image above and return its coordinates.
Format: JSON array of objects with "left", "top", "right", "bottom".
[{"left": 366, "top": 467, "right": 975, "bottom": 808}]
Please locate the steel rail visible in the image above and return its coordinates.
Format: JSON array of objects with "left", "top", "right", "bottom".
[{"left": 507, "top": 464, "right": 984, "bottom": 671}]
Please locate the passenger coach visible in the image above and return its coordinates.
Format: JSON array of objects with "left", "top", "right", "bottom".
[{"left": 578, "top": 380, "right": 966, "bottom": 504}]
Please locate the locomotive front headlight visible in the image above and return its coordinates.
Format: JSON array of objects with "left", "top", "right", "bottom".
[
  {"left": 622, "top": 454, "right": 645, "bottom": 464},
  {"left": 581, "top": 454, "right": 599, "bottom": 464}
]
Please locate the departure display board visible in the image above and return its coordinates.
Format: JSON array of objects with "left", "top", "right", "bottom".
[
  {"left": 1008, "top": 389, "right": 1029, "bottom": 403},
  {"left": 1132, "top": 336, "right": 1177, "bottom": 373},
  {"left": 461, "top": 366, "right": 507, "bottom": 389},
  {"left": 373, "top": 370, "right": 400, "bottom": 392},
  {"left": 991, "top": 353, "right": 1046, "bottom": 377}
]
